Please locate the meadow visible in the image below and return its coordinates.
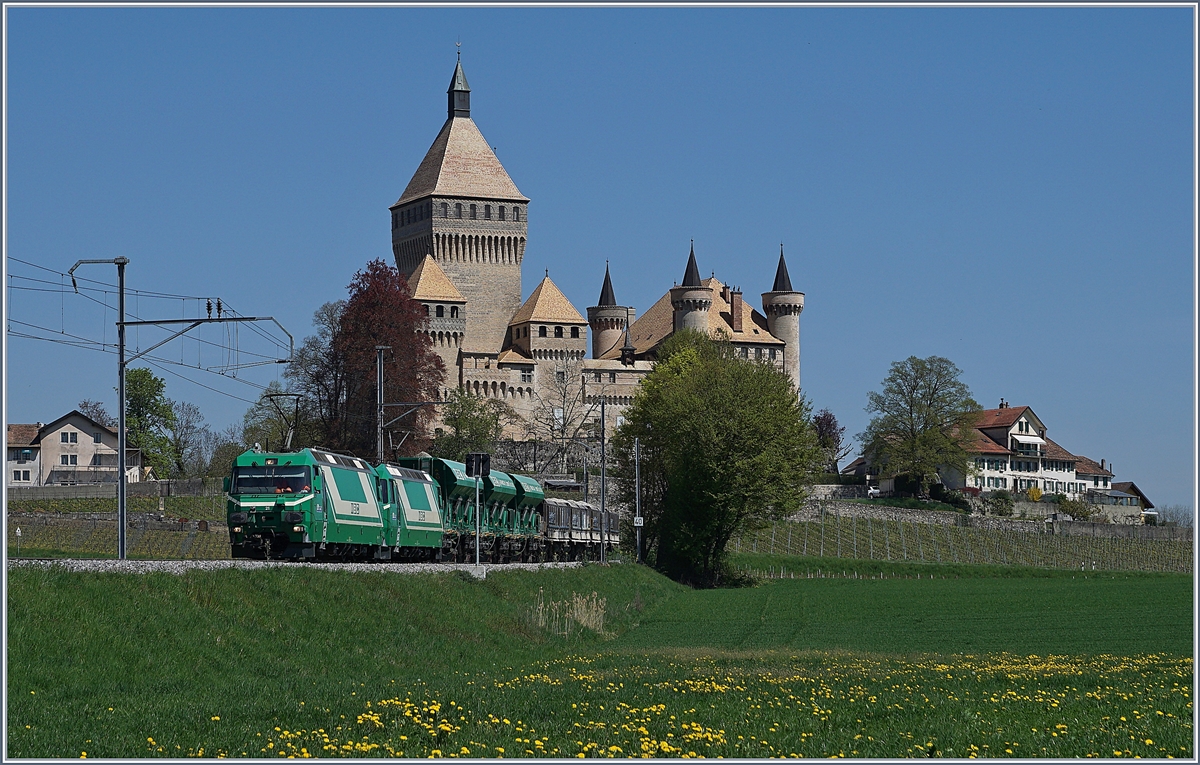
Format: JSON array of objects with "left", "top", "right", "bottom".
[{"left": 5, "top": 557, "right": 1193, "bottom": 758}]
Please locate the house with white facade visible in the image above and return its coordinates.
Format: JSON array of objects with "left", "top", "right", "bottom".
[
  {"left": 950, "top": 400, "right": 1113, "bottom": 499},
  {"left": 6, "top": 411, "right": 144, "bottom": 487},
  {"left": 845, "top": 400, "right": 1120, "bottom": 502}
]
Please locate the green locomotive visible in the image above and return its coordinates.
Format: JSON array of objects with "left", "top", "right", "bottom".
[{"left": 226, "top": 447, "right": 617, "bottom": 562}]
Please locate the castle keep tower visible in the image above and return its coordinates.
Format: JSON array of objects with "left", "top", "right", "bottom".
[
  {"left": 761, "top": 246, "right": 804, "bottom": 391},
  {"left": 587, "top": 263, "right": 628, "bottom": 359},
  {"left": 670, "top": 244, "right": 713, "bottom": 334},
  {"left": 390, "top": 59, "right": 529, "bottom": 353}
]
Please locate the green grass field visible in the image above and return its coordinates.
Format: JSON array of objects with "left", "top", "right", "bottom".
[{"left": 6, "top": 558, "right": 1193, "bottom": 758}]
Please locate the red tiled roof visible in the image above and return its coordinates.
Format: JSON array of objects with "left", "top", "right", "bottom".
[
  {"left": 1074, "top": 455, "right": 1113, "bottom": 478},
  {"left": 1041, "top": 437, "right": 1076, "bottom": 461},
  {"left": 965, "top": 429, "right": 1011, "bottom": 455},
  {"left": 7, "top": 424, "right": 40, "bottom": 447},
  {"left": 976, "top": 406, "right": 1031, "bottom": 430}
]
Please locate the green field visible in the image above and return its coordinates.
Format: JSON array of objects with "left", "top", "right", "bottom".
[{"left": 6, "top": 558, "right": 1193, "bottom": 758}]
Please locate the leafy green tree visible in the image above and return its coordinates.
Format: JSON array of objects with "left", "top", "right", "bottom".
[
  {"left": 429, "top": 388, "right": 513, "bottom": 462},
  {"left": 124, "top": 367, "right": 176, "bottom": 478},
  {"left": 859, "top": 355, "right": 982, "bottom": 496},
  {"left": 611, "top": 330, "right": 823, "bottom": 588}
]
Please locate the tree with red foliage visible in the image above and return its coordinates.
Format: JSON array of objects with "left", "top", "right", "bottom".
[
  {"left": 290, "top": 259, "right": 444, "bottom": 458},
  {"left": 336, "top": 259, "right": 445, "bottom": 457}
]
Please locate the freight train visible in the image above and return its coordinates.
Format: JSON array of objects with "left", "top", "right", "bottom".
[{"left": 225, "top": 447, "right": 618, "bottom": 562}]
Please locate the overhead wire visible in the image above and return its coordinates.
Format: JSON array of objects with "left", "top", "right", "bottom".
[
  {"left": 8, "top": 260, "right": 303, "bottom": 408},
  {"left": 8, "top": 263, "right": 292, "bottom": 355}
]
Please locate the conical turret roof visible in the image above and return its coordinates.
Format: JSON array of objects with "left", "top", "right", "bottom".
[
  {"left": 681, "top": 242, "right": 702, "bottom": 287},
  {"left": 597, "top": 263, "right": 617, "bottom": 307},
  {"left": 772, "top": 245, "right": 794, "bottom": 292},
  {"left": 448, "top": 60, "right": 470, "bottom": 94}
]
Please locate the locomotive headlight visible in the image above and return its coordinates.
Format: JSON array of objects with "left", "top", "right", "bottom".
[
  {"left": 293, "top": 525, "right": 304, "bottom": 533},
  {"left": 232, "top": 526, "right": 242, "bottom": 533}
]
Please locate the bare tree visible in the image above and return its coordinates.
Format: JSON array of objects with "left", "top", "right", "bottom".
[
  {"left": 165, "top": 399, "right": 209, "bottom": 478},
  {"left": 1156, "top": 504, "right": 1194, "bottom": 528},
  {"left": 813, "top": 408, "right": 853, "bottom": 473},
  {"left": 526, "top": 356, "right": 604, "bottom": 474},
  {"left": 78, "top": 399, "right": 117, "bottom": 429}
]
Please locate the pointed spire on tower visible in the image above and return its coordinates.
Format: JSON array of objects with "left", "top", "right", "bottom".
[
  {"left": 598, "top": 261, "right": 617, "bottom": 307},
  {"left": 682, "top": 240, "right": 702, "bottom": 287},
  {"left": 772, "top": 243, "right": 793, "bottom": 292},
  {"left": 447, "top": 58, "right": 471, "bottom": 119}
]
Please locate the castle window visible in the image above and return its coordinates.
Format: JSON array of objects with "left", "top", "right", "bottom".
[
  {"left": 450, "top": 306, "right": 458, "bottom": 318},
  {"left": 470, "top": 204, "right": 477, "bottom": 219},
  {"left": 514, "top": 207, "right": 520, "bottom": 222},
  {"left": 442, "top": 203, "right": 449, "bottom": 218},
  {"left": 755, "top": 348, "right": 763, "bottom": 360},
  {"left": 594, "top": 372, "right": 602, "bottom": 382},
  {"left": 609, "top": 372, "right": 617, "bottom": 383},
  {"left": 555, "top": 370, "right": 566, "bottom": 384},
  {"left": 424, "top": 305, "right": 430, "bottom": 316},
  {"left": 538, "top": 326, "right": 547, "bottom": 337},
  {"left": 436, "top": 305, "right": 444, "bottom": 318},
  {"left": 499, "top": 206, "right": 506, "bottom": 221},
  {"left": 456, "top": 203, "right": 463, "bottom": 218},
  {"left": 484, "top": 205, "right": 491, "bottom": 219},
  {"left": 392, "top": 212, "right": 397, "bottom": 230},
  {"left": 570, "top": 327, "right": 580, "bottom": 338},
  {"left": 554, "top": 326, "right": 563, "bottom": 338},
  {"left": 769, "top": 348, "right": 776, "bottom": 360},
  {"left": 521, "top": 369, "right": 533, "bottom": 383}
]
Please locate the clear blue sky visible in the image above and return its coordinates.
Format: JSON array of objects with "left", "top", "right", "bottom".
[{"left": 4, "top": 7, "right": 1195, "bottom": 508}]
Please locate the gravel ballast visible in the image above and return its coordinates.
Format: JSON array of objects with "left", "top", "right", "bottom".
[{"left": 6, "top": 558, "right": 583, "bottom": 577}]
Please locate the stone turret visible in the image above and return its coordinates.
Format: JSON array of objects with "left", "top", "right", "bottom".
[
  {"left": 670, "top": 243, "right": 713, "bottom": 334},
  {"left": 761, "top": 245, "right": 804, "bottom": 391},
  {"left": 587, "top": 263, "right": 629, "bottom": 359}
]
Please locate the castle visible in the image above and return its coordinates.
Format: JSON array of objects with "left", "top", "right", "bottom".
[{"left": 391, "top": 60, "right": 805, "bottom": 438}]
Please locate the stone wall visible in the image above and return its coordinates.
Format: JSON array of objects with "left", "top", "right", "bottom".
[
  {"left": 796, "top": 498, "right": 1190, "bottom": 541},
  {"left": 808, "top": 485, "right": 868, "bottom": 500},
  {"left": 7, "top": 478, "right": 223, "bottom": 500}
]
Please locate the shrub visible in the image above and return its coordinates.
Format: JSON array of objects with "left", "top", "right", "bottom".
[
  {"left": 930, "top": 484, "right": 971, "bottom": 511},
  {"left": 983, "top": 490, "right": 1014, "bottom": 517}
]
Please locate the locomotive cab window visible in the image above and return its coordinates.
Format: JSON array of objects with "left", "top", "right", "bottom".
[{"left": 232, "top": 465, "right": 311, "bottom": 495}]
